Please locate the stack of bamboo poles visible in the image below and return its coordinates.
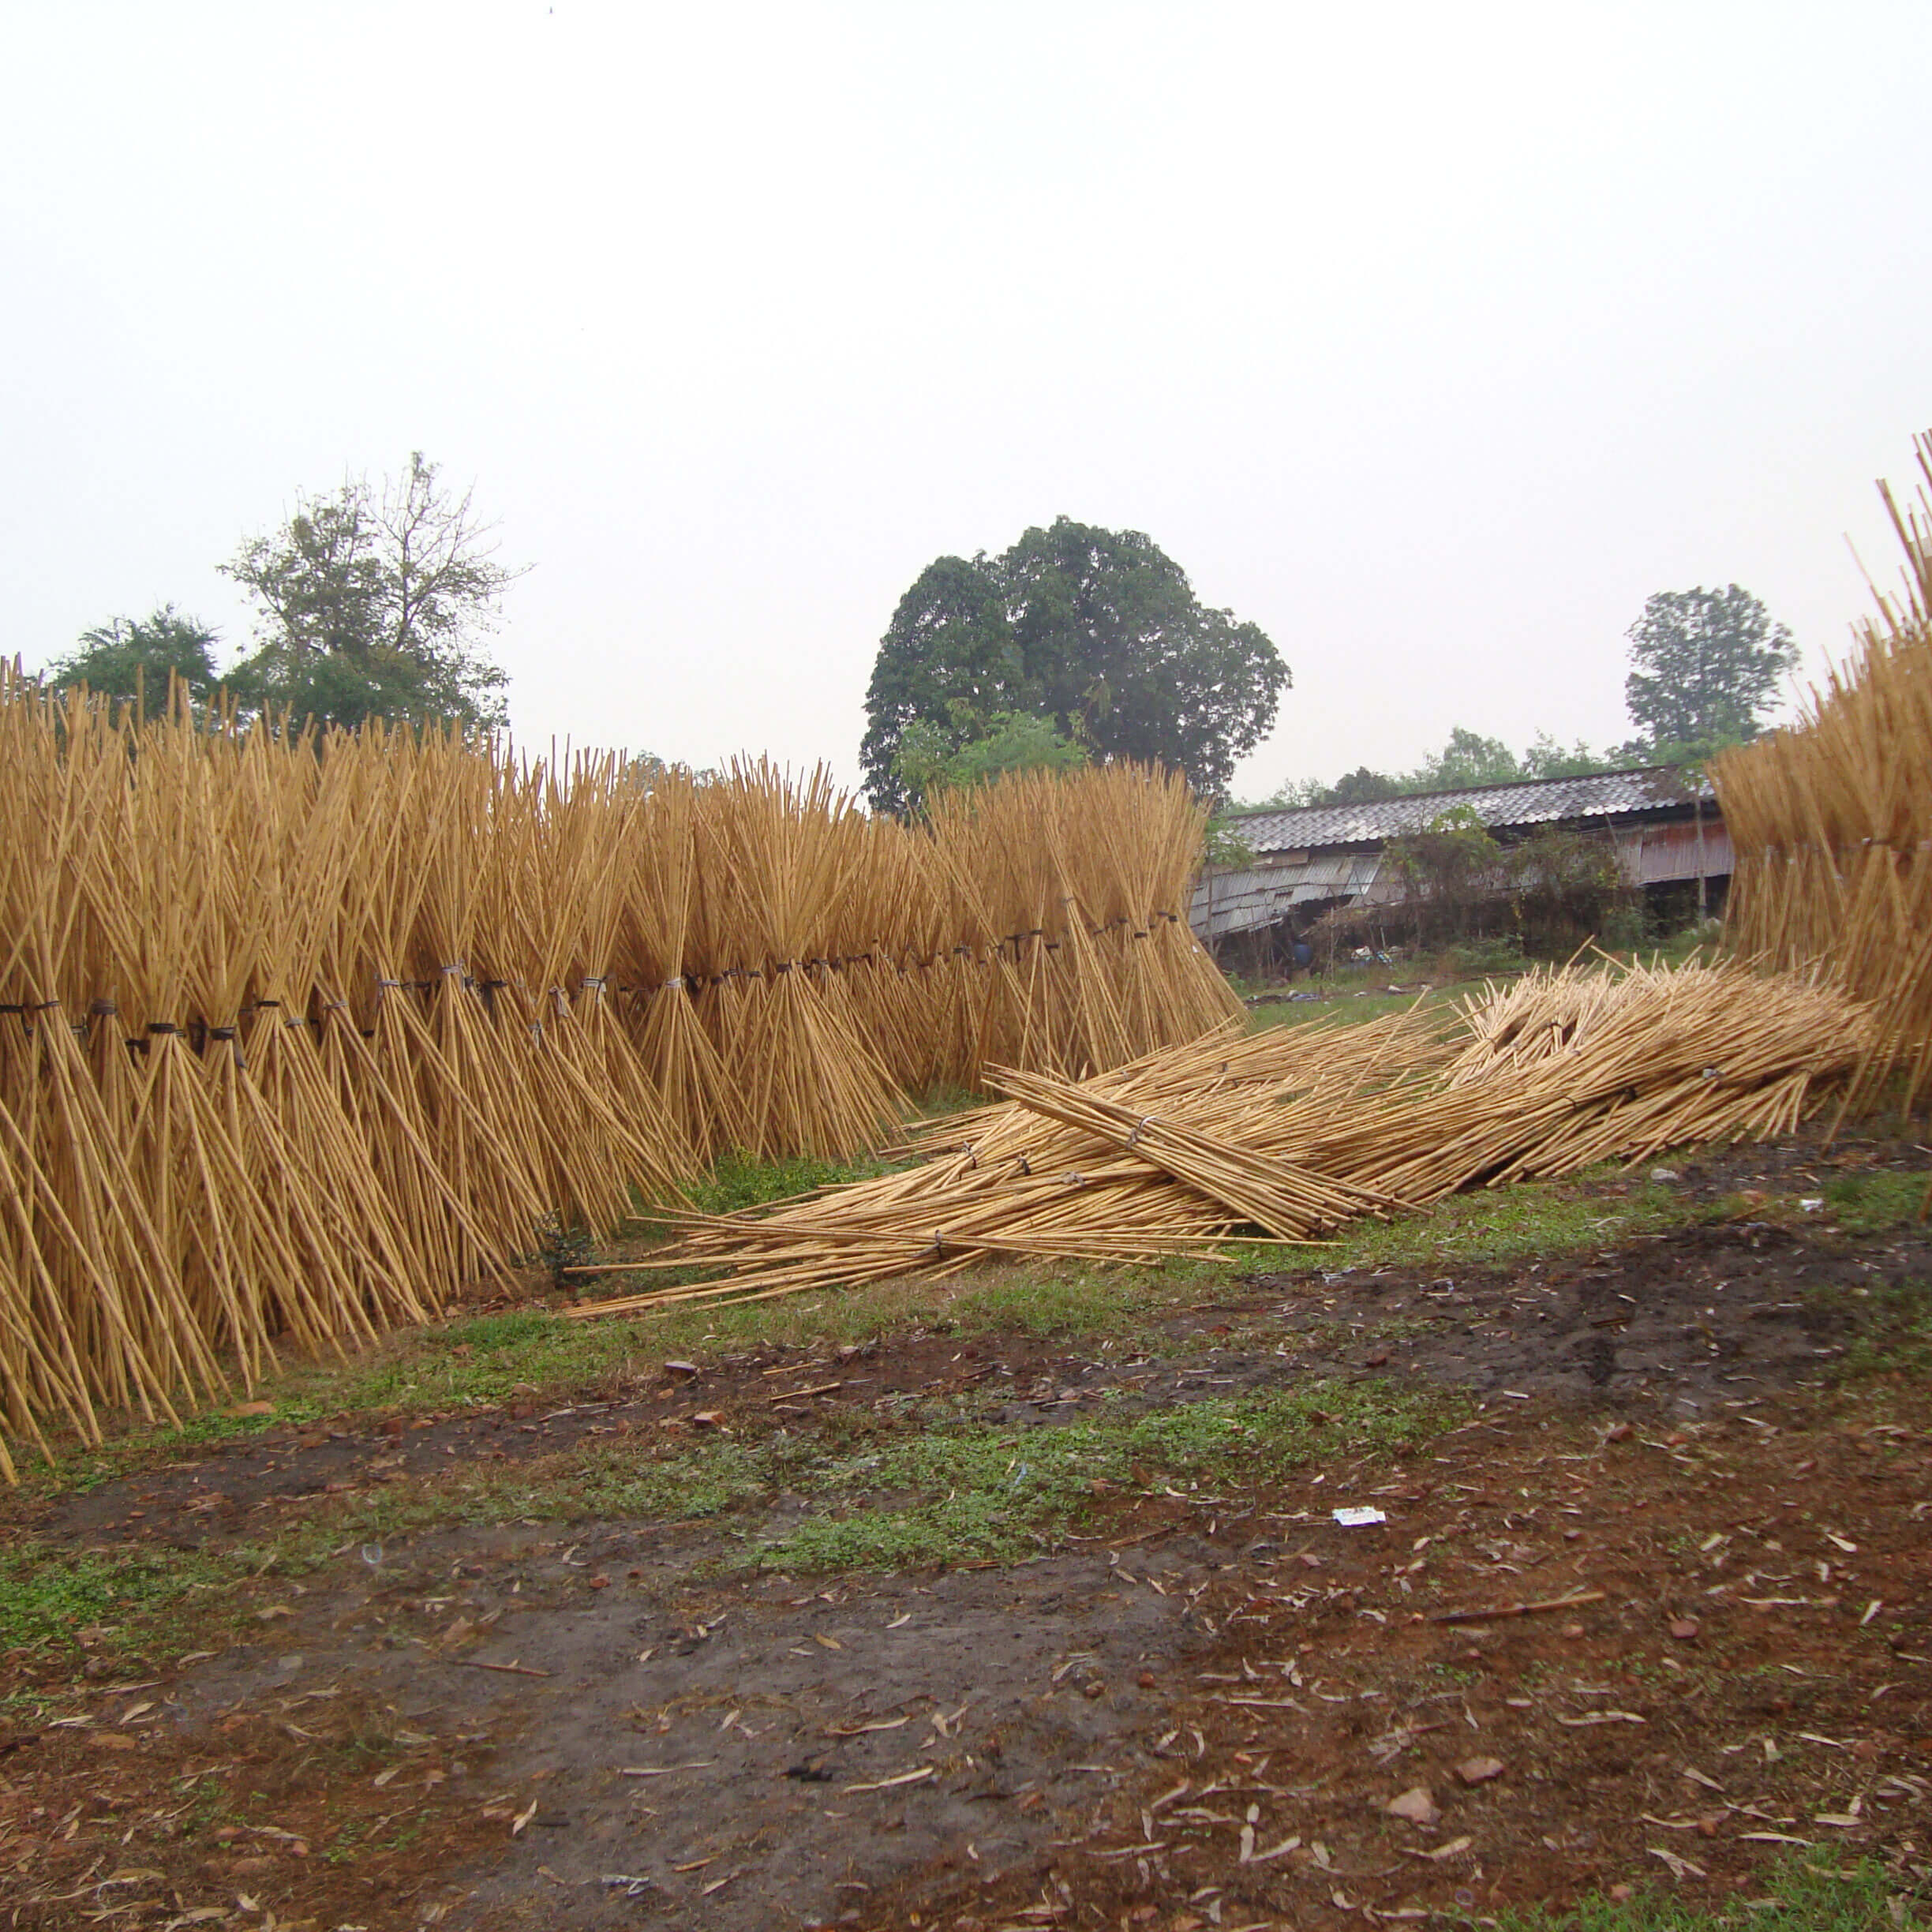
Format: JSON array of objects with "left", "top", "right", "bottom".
[
  {"left": 1716, "top": 431, "right": 1932, "bottom": 1122},
  {"left": 571, "top": 957, "right": 1872, "bottom": 1321},
  {"left": 0, "top": 682, "right": 1236, "bottom": 1467}
]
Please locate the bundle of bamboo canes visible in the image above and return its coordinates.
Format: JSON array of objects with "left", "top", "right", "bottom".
[
  {"left": 571, "top": 957, "right": 1870, "bottom": 1322},
  {"left": 1716, "top": 431, "right": 1932, "bottom": 1121},
  {"left": 0, "top": 684, "right": 1236, "bottom": 1466}
]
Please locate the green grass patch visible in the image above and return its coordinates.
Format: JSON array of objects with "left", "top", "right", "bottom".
[
  {"left": 679, "top": 1147, "right": 902, "bottom": 1218},
  {"left": 758, "top": 1380, "right": 1452, "bottom": 1571},
  {"left": 1501, "top": 1853, "right": 1919, "bottom": 1929},
  {"left": 192, "top": 1377, "right": 1461, "bottom": 1581},
  {"left": 0, "top": 1541, "right": 238, "bottom": 1661},
  {"left": 1305, "top": 1177, "right": 1694, "bottom": 1274},
  {"left": 1818, "top": 1167, "right": 1930, "bottom": 1236}
]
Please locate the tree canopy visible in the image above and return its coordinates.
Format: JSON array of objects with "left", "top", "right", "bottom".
[
  {"left": 1620, "top": 584, "right": 1796, "bottom": 759},
  {"left": 43, "top": 605, "right": 221, "bottom": 721},
  {"left": 223, "top": 452, "right": 519, "bottom": 731},
  {"left": 861, "top": 518, "right": 1288, "bottom": 812}
]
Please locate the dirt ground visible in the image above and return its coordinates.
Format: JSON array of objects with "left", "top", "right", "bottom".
[{"left": 4, "top": 1149, "right": 1930, "bottom": 1930}]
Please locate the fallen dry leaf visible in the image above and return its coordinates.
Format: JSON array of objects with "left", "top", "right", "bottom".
[
  {"left": 1669, "top": 1617, "right": 1701, "bottom": 1640},
  {"left": 1455, "top": 1756, "right": 1505, "bottom": 1786},
  {"left": 1649, "top": 1845, "right": 1707, "bottom": 1881}
]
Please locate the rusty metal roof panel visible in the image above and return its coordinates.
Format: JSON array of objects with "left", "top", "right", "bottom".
[{"left": 1226, "top": 766, "right": 1715, "bottom": 855}]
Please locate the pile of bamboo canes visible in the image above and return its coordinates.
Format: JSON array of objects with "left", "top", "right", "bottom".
[
  {"left": 0, "top": 683, "right": 1236, "bottom": 1469},
  {"left": 571, "top": 955, "right": 1872, "bottom": 1321},
  {"left": 1715, "top": 432, "right": 1932, "bottom": 1120}
]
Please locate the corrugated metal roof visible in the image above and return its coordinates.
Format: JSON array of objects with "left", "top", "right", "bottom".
[{"left": 1226, "top": 766, "right": 1714, "bottom": 855}]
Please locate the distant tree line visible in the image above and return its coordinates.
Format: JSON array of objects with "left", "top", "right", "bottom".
[
  {"left": 1262, "top": 585, "right": 1798, "bottom": 809},
  {"left": 1264, "top": 725, "right": 1616, "bottom": 811}
]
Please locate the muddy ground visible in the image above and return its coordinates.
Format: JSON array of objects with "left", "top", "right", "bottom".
[{"left": 3, "top": 1150, "right": 1930, "bottom": 1930}]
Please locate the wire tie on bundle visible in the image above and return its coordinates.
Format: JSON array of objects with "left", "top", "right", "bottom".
[
  {"left": 209, "top": 1025, "right": 245, "bottom": 1071},
  {"left": 662, "top": 975, "right": 686, "bottom": 991},
  {"left": 1125, "top": 1115, "right": 1153, "bottom": 1147},
  {"left": 932, "top": 1231, "right": 945, "bottom": 1259},
  {"left": 88, "top": 1000, "right": 118, "bottom": 1017},
  {"left": 147, "top": 1021, "right": 180, "bottom": 1035}
]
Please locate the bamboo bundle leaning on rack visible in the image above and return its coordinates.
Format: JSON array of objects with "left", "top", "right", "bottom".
[
  {"left": 1716, "top": 429, "right": 1932, "bottom": 1124},
  {"left": 0, "top": 685, "right": 1240, "bottom": 1465}
]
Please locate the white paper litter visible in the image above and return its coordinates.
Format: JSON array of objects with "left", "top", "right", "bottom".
[{"left": 1332, "top": 1506, "right": 1387, "bottom": 1527}]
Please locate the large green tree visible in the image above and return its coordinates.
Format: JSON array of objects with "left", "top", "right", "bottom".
[
  {"left": 861, "top": 518, "right": 1288, "bottom": 811},
  {"left": 223, "top": 452, "right": 520, "bottom": 731},
  {"left": 43, "top": 605, "right": 221, "bottom": 721},
  {"left": 1622, "top": 585, "right": 1797, "bottom": 758}
]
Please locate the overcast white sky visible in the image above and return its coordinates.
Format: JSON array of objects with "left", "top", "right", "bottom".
[{"left": 5, "top": 3, "right": 1928, "bottom": 798}]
